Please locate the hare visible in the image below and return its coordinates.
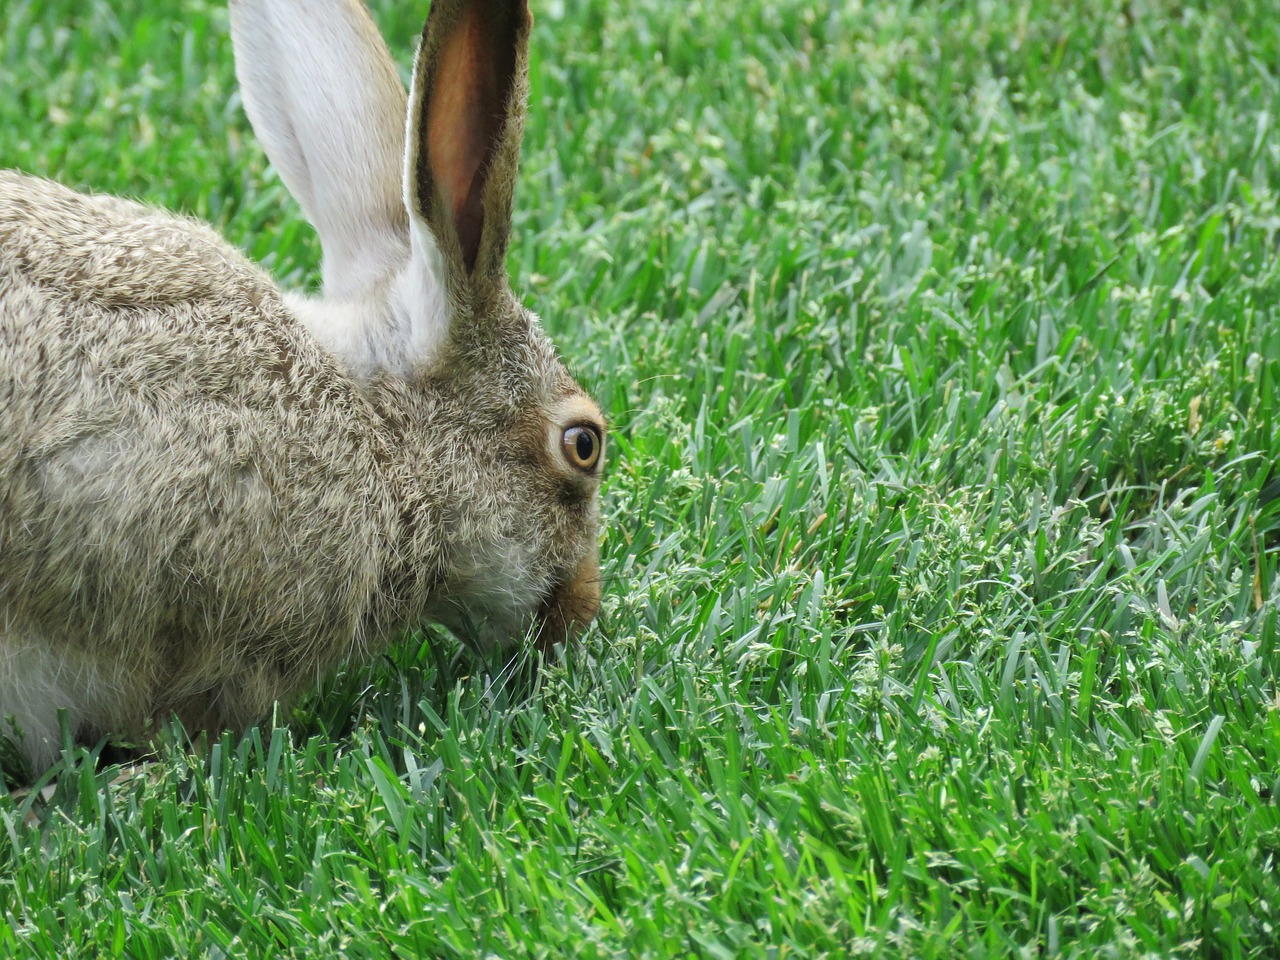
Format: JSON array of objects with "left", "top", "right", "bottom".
[{"left": 0, "top": 0, "right": 605, "bottom": 776}]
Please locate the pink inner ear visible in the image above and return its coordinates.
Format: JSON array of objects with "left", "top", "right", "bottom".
[{"left": 425, "top": 6, "right": 514, "bottom": 273}]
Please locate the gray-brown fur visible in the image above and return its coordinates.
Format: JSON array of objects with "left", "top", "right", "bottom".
[{"left": 0, "top": 0, "right": 605, "bottom": 776}]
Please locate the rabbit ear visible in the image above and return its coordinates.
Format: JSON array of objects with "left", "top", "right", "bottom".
[
  {"left": 229, "top": 0, "right": 409, "bottom": 299},
  {"left": 404, "top": 0, "right": 530, "bottom": 294}
]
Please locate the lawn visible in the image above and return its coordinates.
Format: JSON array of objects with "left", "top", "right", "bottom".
[{"left": 2, "top": 0, "right": 1279, "bottom": 956}]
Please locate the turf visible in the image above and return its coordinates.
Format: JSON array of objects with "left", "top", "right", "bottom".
[{"left": 2, "top": 0, "right": 1279, "bottom": 956}]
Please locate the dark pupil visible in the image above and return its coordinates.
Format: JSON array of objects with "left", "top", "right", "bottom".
[{"left": 575, "top": 430, "right": 595, "bottom": 462}]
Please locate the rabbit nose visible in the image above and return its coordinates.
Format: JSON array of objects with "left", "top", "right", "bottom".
[{"left": 534, "top": 552, "right": 601, "bottom": 654}]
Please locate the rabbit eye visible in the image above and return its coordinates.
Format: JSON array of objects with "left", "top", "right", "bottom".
[{"left": 562, "top": 426, "right": 602, "bottom": 472}]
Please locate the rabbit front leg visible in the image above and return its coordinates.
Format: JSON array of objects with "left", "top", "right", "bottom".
[{"left": 0, "top": 627, "right": 135, "bottom": 774}]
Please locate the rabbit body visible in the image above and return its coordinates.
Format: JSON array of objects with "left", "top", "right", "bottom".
[
  {"left": 0, "top": 0, "right": 605, "bottom": 774},
  {"left": 0, "top": 172, "right": 401, "bottom": 761}
]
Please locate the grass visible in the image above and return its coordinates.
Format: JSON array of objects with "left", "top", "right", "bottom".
[{"left": 2, "top": 0, "right": 1280, "bottom": 955}]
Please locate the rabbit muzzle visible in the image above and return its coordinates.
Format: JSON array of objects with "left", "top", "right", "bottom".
[{"left": 534, "top": 550, "right": 601, "bottom": 654}]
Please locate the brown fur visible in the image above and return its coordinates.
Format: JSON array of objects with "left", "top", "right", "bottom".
[{"left": 0, "top": 0, "right": 605, "bottom": 776}]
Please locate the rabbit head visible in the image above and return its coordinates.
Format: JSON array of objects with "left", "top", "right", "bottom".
[{"left": 228, "top": 0, "right": 606, "bottom": 653}]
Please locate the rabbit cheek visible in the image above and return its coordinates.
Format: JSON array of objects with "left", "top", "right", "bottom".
[{"left": 534, "top": 550, "right": 601, "bottom": 655}]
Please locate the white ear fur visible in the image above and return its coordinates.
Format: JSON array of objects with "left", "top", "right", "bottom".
[
  {"left": 230, "top": 0, "right": 457, "bottom": 378},
  {"left": 229, "top": 0, "right": 409, "bottom": 300}
]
